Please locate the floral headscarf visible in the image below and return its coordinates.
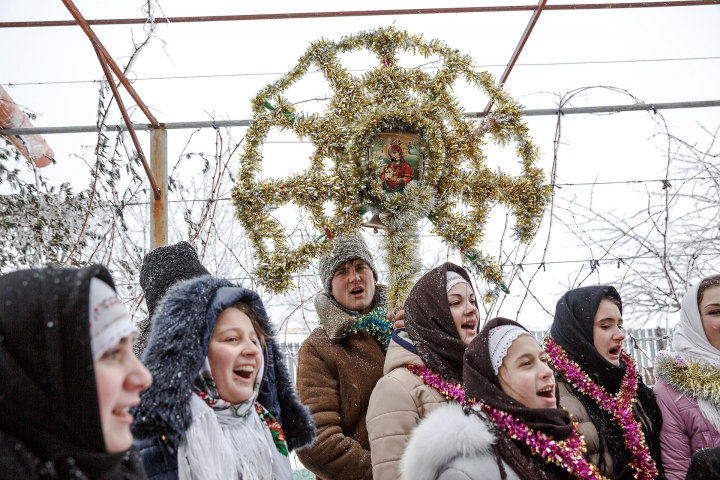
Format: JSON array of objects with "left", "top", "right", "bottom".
[{"left": 193, "top": 339, "right": 264, "bottom": 419}]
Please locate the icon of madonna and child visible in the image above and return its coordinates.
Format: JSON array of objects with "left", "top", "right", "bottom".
[{"left": 370, "top": 132, "right": 423, "bottom": 194}]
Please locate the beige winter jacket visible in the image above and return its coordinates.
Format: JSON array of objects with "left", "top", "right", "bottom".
[
  {"left": 366, "top": 330, "right": 448, "bottom": 480},
  {"left": 557, "top": 380, "right": 615, "bottom": 478}
]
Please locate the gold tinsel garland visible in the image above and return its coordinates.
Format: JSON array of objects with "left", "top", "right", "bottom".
[
  {"left": 655, "top": 352, "right": 720, "bottom": 405},
  {"left": 232, "top": 26, "right": 551, "bottom": 309}
]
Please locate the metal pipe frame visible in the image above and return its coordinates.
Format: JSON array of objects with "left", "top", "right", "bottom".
[
  {"left": 481, "top": 0, "right": 547, "bottom": 116},
  {"left": 3, "top": 100, "right": 718, "bottom": 136},
  {"left": 61, "top": 0, "right": 160, "bottom": 129},
  {"left": 93, "top": 44, "right": 161, "bottom": 200},
  {"left": 2, "top": 1, "right": 718, "bottom": 28}
]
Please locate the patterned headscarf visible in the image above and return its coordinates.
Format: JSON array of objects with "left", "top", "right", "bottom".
[
  {"left": 193, "top": 339, "right": 265, "bottom": 419},
  {"left": 192, "top": 339, "right": 288, "bottom": 455},
  {"left": 464, "top": 318, "right": 574, "bottom": 480},
  {"left": 89, "top": 277, "right": 139, "bottom": 362}
]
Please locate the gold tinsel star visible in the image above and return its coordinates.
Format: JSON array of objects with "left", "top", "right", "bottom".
[{"left": 232, "top": 26, "right": 551, "bottom": 310}]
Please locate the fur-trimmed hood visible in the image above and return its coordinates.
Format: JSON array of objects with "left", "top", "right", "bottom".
[
  {"left": 314, "top": 284, "right": 386, "bottom": 339},
  {"left": 400, "top": 402, "right": 495, "bottom": 480},
  {"left": 131, "top": 275, "right": 315, "bottom": 451}
]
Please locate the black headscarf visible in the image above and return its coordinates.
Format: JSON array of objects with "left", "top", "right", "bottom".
[
  {"left": 405, "top": 262, "right": 474, "bottom": 384},
  {"left": 0, "top": 266, "right": 147, "bottom": 479},
  {"left": 550, "top": 285, "right": 664, "bottom": 479},
  {"left": 551, "top": 285, "right": 625, "bottom": 391},
  {"left": 464, "top": 317, "right": 574, "bottom": 480}
]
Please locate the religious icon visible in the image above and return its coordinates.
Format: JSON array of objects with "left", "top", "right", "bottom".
[{"left": 370, "top": 131, "right": 423, "bottom": 194}]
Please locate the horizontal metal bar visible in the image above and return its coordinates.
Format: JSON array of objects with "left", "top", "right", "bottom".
[
  {"left": 1, "top": 1, "right": 718, "bottom": 28},
  {"left": 514, "top": 100, "right": 720, "bottom": 117},
  {"left": 0, "top": 119, "right": 251, "bottom": 135},
  {"left": 2, "top": 100, "right": 718, "bottom": 135}
]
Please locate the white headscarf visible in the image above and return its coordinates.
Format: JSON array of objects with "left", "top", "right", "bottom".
[
  {"left": 178, "top": 340, "right": 292, "bottom": 480},
  {"left": 673, "top": 280, "right": 720, "bottom": 364},
  {"left": 446, "top": 271, "right": 470, "bottom": 293},
  {"left": 670, "top": 279, "right": 720, "bottom": 434}
]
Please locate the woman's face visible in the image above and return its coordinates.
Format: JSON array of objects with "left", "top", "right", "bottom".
[
  {"left": 447, "top": 282, "right": 478, "bottom": 345},
  {"left": 94, "top": 335, "right": 153, "bottom": 453},
  {"left": 497, "top": 335, "right": 556, "bottom": 408},
  {"left": 390, "top": 148, "right": 400, "bottom": 161},
  {"left": 207, "top": 308, "right": 262, "bottom": 404},
  {"left": 700, "top": 285, "right": 720, "bottom": 351},
  {"left": 593, "top": 299, "right": 625, "bottom": 366}
]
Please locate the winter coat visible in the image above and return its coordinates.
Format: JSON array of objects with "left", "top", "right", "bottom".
[
  {"left": 685, "top": 447, "right": 720, "bottom": 480},
  {"left": 0, "top": 266, "right": 148, "bottom": 480},
  {"left": 399, "top": 402, "right": 519, "bottom": 480},
  {"left": 366, "top": 329, "right": 447, "bottom": 480},
  {"left": 556, "top": 379, "right": 614, "bottom": 477},
  {"left": 295, "top": 291, "right": 387, "bottom": 480},
  {"left": 558, "top": 376, "right": 661, "bottom": 479},
  {"left": 132, "top": 276, "right": 315, "bottom": 480},
  {"left": 654, "top": 353, "right": 720, "bottom": 480}
]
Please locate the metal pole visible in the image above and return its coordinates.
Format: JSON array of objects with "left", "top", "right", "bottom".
[
  {"left": 2, "top": 1, "right": 718, "bottom": 28},
  {"left": 93, "top": 44, "right": 161, "bottom": 200},
  {"left": 61, "top": 0, "right": 160, "bottom": 128},
  {"left": 3, "top": 100, "right": 719, "bottom": 135},
  {"left": 481, "top": 0, "right": 547, "bottom": 116},
  {"left": 150, "top": 128, "right": 168, "bottom": 249}
]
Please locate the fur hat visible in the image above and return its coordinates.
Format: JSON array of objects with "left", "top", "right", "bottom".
[
  {"left": 318, "top": 233, "right": 377, "bottom": 293},
  {"left": 139, "top": 241, "right": 210, "bottom": 318}
]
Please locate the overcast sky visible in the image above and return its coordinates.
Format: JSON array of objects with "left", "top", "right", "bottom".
[{"left": 1, "top": 0, "right": 719, "bottom": 330}]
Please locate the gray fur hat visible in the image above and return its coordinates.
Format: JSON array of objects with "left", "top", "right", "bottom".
[
  {"left": 319, "top": 232, "right": 377, "bottom": 293},
  {"left": 139, "top": 241, "right": 210, "bottom": 318}
]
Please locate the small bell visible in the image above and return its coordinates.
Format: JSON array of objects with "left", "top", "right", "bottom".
[{"left": 362, "top": 213, "right": 388, "bottom": 233}]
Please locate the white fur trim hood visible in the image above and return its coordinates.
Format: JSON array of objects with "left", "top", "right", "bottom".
[{"left": 400, "top": 402, "right": 496, "bottom": 480}]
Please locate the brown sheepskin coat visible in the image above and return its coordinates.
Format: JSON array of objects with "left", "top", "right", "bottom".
[{"left": 295, "top": 291, "right": 387, "bottom": 480}]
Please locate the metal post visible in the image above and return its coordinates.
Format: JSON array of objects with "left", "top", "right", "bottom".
[
  {"left": 150, "top": 128, "right": 168, "bottom": 249},
  {"left": 480, "top": 0, "right": 547, "bottom": 116}
]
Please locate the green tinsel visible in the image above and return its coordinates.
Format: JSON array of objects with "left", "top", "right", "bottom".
[{"left": 349, "top": 307, "right": 393, "bottom": 352}]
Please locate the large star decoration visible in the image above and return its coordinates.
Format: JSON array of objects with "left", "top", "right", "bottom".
[{"left": 232, "top": 26, "right": 551, "bottom": 309}]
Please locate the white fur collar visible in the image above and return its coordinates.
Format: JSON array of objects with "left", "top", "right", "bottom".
[{"left": 400, "top": 402, "right": 495, "bottom": 480}]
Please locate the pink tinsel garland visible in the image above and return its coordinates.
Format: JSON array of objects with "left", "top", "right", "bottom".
[
  {"left": 544, "top": 337, "right": 659, "bottom": 480},
  {"left": 407, "top": 364, "right": 608, "bottom": 480}
]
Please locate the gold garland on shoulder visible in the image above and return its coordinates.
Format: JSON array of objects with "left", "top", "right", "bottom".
[
  {"left": 655, "top": 352, "right": 720, "bottom": 405},
  {"left": 232, "top": 26, "right": 551, "bottom": 309}
]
